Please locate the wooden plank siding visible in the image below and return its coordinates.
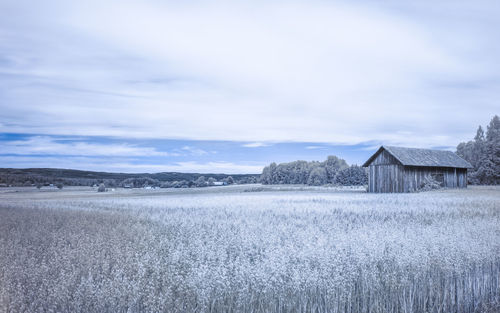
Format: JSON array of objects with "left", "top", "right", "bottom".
[
  {"left": 365, "top": 146, "right": 469, "bottom": 193},
  {"left": 368, "top": 164, "right": 405, "bottom": 193},
  {"left": 403, "top": 167, "right": 468, "bottom": 192},
  {"left": 367, "top": 149, "right": 468, "bottom": 193},
  {"left": 369, "top": 150, "right": 399, "bottom": 165},
  {"left": 367, "top": 150, "right": 405, "bottom": 193}
]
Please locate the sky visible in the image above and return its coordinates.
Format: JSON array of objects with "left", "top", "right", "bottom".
[{"left": 0, "top": 0, "right": 499, "bottom": 173}]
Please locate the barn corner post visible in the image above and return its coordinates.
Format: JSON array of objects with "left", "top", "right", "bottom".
[{"left": 363, "top": 146, "right": 472, "bottom": 193}]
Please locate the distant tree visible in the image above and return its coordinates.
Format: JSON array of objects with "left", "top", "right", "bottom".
[
  {"left": 457, "top": 115, "right": 500, "bottom": 185},
  {"left": 475, "top": 125, "right": 485, "bottom": 144},
  {"left": 195, "top": 176, "right": 207, "bottom": 187},
  {"left": 120, "top": 177, "right": 161, "bottom": 188},
  {"left": 104, "top": 179, "right": 117, "bottom": 188},
  {"left": 260, "top": 163, "right": 275, "bottom": 184},
  {"left": 224, "top": 176, "right": 235, "bottom": 185},
  {"left": 36, "top": 183, "right": 43, "bottom": 189},
  {"left": 170, "top": 181, "right": 180, "bottom": 188},
  {"left": 172, "top": 180, "right": 190, "bottom": 188},
  {"left": 323, "top": 156, "right": 349, "bottom": 183},
  {"left": 477, "top": 115, "right": 500, "bottom": 184},
  {"left": 245, "top": 176, "right": 258, "bottom": 184},
  {"left": 261, "top": 156, "right": 352, "bottom": 186},
  {"left": 160, "top": 181, "right": 172, "bottom": 188},
  {"left": 56, "top": 183, "right": 64, "bottom": 189},
  {"left": 97, "top": 183, "right": 106, "bottom": 192},
  {"left": 289, "top": 161, "right": 310, "bottom": 184},
  {"left": 307, "top": 167, "right": 327, "bottom": 186},
  {"left": 334, "top": 165, "right": 368, "bottom": 186},
  {"left": 207, "top": 177, "right": 216, "bottom": 186}
]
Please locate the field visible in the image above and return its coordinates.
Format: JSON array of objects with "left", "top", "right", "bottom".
[{"left": 0, "top": 185, "right": 499, "bottom": 313}]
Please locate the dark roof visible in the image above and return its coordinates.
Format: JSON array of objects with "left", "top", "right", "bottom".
[{"left": 363, "top": 146, "right": 473, "bottom": 168}]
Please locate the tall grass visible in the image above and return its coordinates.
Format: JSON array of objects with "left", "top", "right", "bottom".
[{"left": 0, "top": 186, "right": 499, "bottom": 312}]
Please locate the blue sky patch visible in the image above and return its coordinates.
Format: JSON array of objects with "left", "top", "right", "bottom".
[{"left": 0, "top": 133, "right": 381, "bottom": 173}]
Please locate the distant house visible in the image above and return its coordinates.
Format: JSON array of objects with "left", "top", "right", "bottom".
[{"left": 363, "top": 146, "right": 472, "bottom": 193}]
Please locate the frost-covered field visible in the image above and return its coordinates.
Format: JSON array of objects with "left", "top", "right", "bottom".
[{"left": 0, "top": 185, "right": 499, "bottom": 313}]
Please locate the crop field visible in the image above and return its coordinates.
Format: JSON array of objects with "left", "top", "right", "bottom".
[{"left": 0, "top": 185, "right": 499, "bottom": 313}]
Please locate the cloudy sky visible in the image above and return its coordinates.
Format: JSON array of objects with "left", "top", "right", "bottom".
[{"left": 0, "top": 0, "right": 498, "bottom": 173}]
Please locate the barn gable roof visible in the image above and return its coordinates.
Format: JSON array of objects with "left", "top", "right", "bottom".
[{"left": 363, "top": 146, "right": 473, "bottom": 168}]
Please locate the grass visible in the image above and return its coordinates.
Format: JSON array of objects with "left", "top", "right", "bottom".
[{"left": 0, "top": 185, "right": 499, "bottom": 312}]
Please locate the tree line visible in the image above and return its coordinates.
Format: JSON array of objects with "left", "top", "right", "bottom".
[
  {"left": 0, "top": 168, "right": 259, "bottom": 188},
  {"left": 260, "top": 156, "right": 367, "bottom": 186},
  {"left": 456, "top": 115, "right": 500, "bottom": 185}
]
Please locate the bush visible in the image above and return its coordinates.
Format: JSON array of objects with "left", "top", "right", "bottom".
[
  {"left": 418, "top": 176, "right": 442, "bottom": 192},
  {"left": 97, "top": 183, "right": 106, "bottom": 192}
]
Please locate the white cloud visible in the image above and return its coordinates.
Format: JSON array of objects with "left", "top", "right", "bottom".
[
  {"left": 0, "top": 0, "right": 498, "bottom": 148},
  {"left": 1, "top": 136, "right": 171, "bottom": 157},
  {"left": 181, "top": 146, "right": 208, "bottom": 156},
  {"left": 242, "top": 142, "right": 270, "bottom": 148},
  {"left": 0, "top": 156, "right": 263, "bottom": 174}
]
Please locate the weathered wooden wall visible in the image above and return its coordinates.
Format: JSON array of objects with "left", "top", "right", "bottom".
[
  {"left": 457, "top": 168, "right": 467, "bottom": 187},
  {"left": 369, "top": 150, "right": 399, "bottom": 166},
  {"left": 403, "top": 167, "right": 467, "bottom": 192},
  {"left": 368, "top": 164, "right": 405, "bottom": 193},
  {"left": 367, "top": 150, "right": 468, "bottom": 193},
  {"left": 367, "top": 150, "right": 405, "bottom": 193}
]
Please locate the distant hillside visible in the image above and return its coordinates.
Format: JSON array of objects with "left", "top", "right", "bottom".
[{"left": 0, "top": 168, "right": 260, "bottom": 187}]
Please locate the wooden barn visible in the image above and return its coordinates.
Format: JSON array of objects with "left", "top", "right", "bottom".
[{"left": 363, "top": 146, "right": 472, "bottom": 193}]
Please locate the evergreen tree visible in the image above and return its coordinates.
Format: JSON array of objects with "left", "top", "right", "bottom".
[
  {"left": 323, "top": 156, "right": 348, "bottom": 183},
  {"left": 477, "top": 115, "right": 500, "bottom": 184},
  {"left": 457, "top": 115, "right": 500, "bottom": 185},
  {"left": 334, "top": 165, "right": 368, "bottom": 186},
  {"left": 473, "top": 126, "right": 485, "bottom": 168}
]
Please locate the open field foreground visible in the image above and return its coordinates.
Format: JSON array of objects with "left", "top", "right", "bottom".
[{"left": 0, "top": 185, "right": 499, "bottom": 313}]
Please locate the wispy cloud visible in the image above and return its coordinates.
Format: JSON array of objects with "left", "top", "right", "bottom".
[
  {"left": 0, "top": 134, "right": 388, "bottom": 172},
  {"left": 0, "top": 0, "right": 498, "bottom": 148},
  {"left": 1, "top": 136, "right": 172, "bottom": 157},
  {"left": 0, "top": 0, "right": 498, "bottom": 177},
  {"left": 0, "top": 155, "right": 264, "bottom": 174},
  {"left": 242, "top": 142, "right": 270, "bottom": 148},
  {"left": 181, "top": 146, "right": 209, "bottom": 156}
]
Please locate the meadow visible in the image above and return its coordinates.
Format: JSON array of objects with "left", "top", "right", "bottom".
[{"left": 0, "top": 185, "right": 499, "bottom": 313}]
